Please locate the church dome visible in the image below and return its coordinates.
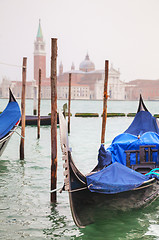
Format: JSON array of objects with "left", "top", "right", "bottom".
[{"left": 79, "top": 53, "right": 95, "bottom": 72}]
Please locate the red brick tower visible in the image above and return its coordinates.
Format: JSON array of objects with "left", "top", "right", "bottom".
[{"left": 34, "top": 19, "right": 46, "bottom": 85}]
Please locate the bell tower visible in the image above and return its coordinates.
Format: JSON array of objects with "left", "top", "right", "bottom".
[{"left": 34, "top": 19, "right": 46, "bottom": 84}]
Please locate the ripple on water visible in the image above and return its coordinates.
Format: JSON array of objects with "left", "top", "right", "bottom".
[{"left": 1, "top": 100, "right": 159, "bottom": 239}]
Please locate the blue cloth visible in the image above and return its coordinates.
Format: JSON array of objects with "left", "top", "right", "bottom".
[
  {"left": 125, "top": 111, "right": 159, "bottom": 136},
  {"left": 96, "top": 144, "right": 112, "bottom": 169},
  {"left": 107, "top": 132, "right": 159, "bottom": 166},
  {"left": 88, "top": 110, "right": 159, "bottom": 194},
  {"left": 87, "top": 162, "right": 149, "bottom": 194},
  {"left": 97, "top": 110, "right": 159, "bottom": 167},
  {"left": 0, "top": 101, "right": 21, "bottom": 139}
]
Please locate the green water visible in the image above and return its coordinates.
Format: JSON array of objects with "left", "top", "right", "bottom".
[{"left": 0, "top": 99, "right": 159, "bottom": 239}]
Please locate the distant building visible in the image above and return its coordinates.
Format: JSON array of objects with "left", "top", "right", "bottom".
[
  {"left": 33, "top": 20, "right": 126, "bottom": 100},
  {"left": 0, "top": 77, "right": 11, "bottom": 98},
  {"left": 125, "top": 79, "right": 159, "bottom": 100},
  {"left": 0, "top": 77, "right": 35, "bottom": 98},
  {"left": 3, "top": 20, "right": 155, "bottom": 101},
  {"left": 57, "top": 82, "right": 90, "bottom": 100},
  {"left": 94, "top": 65, "right": 126, "bottom": 100},
  {"left": 58, "top": 55, "right": 126, "bottom": 100}
]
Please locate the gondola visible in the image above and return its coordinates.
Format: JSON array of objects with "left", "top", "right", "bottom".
[
  {"left": 0, "top": 89, "right": 21, "bottom": 156},
  {"left": 19, "top": 102, "right": 66, "bottom": 126},
  {"left": 19, "top": 115, "right": 52, "bottom": 126},
  {"left": 19, "top": 114, "right": 59, "bottom": 126},
  {"left": 59, "top": 95, "right": 159, "bottom": 228}
]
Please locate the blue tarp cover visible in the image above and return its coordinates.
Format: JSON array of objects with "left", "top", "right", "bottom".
[
  {"left": 87, "top": 110, "right": 159, "bottom": 194},
  {"left": 86, "top": 162, "right": 149, "bottom": 194},
  {"left": 96, "top": 111, "right": 159, "bottom": 168},
  {"left": 96, "top": 144, "right": 112, "bottom": 169},
  {"left": 107, "top": 132, "right": 159, "bottom": 166},
  {"left": 124, "top": 111, "right": 159, "bottom": 136},
  {"left": 0, "top": 101, "right": 21, "bottom": 139}
]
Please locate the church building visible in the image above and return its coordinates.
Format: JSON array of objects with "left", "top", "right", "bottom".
[
  {"left": 58, "top": 53, "right": 126, "bottom": 100},
  {"left": 33, "top": 20, "right": 126, "bottom": 100},
  {"left": 0, "top": 20, "right": 126, "bottom": 100}
]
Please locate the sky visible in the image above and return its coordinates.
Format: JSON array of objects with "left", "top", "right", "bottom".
[{"left": 0, "top": 0, "right": 159, "bottom": 83}]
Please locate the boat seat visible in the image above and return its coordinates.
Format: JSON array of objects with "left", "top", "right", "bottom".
[{"left": 125, "top": 145, "right": 158, "bottom": 174}]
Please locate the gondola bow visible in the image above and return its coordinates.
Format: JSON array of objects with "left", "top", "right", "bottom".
[{"left": 0, "top": 89, "right": 21, "bottom": 156}]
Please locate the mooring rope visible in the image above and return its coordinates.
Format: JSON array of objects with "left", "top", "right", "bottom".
[
  {"left": 0, "top": 62, "right": 26, "bottom": 69},
  {"left": 50, "top": 186, "right": 64, "bottom": 193},
  {"left": 10, "top": 130, "right": 25, "bottom": 139},
  {"left": 69, "top": 186, "right": 88, "bottom": 193}
]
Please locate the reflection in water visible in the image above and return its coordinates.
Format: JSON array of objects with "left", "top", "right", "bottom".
[
  {"left": 43, "top": 204, "right": 82, "bottom": 239},
  {"left": 79, "top": 199, "right": 159, "bottom": 240},
  {"left": 42, "top": 198, "right": 159, "bottom": 240},
  {"left": 0, "top": 159, "right": 9, "bottom": 173}
]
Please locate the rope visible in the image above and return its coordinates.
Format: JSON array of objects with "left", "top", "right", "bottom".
[
  {"left": 150, "top": 168, "right": 159, "bottom": 172},
  {"left": 15, "top": 126, "right": 22, "bottom": 129},
  {"left": 132, "top": 183, "right": 154, "bottom": 191},
  {"left": 51, "top": 185, "right": 89, "bottom": 193},
  {"left": 50, "top": 186, "right": 63, "bottom": 193},
  {"left": 0, "top": 62, "right": 26, "bottom": 69},
  {"left": 69, "top": 186, "right": 88, "bottom": 193},
  {"left": 145, "top": 172, "right": 159, "bottom": 176},
  {"left": 10, "top": 130, "right": 25, "bottom": 139},
  {"left": 145, "top": 168, "right": 159, "bottom": 176}
]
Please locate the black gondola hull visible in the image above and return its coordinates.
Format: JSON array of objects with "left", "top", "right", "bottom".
[
  {"left": 19, "top": 114, "right": 59, "bottom": 126},
  {"left": 58, "top": 94, "right": 159, "bottom": 228},
  {"left": 68, "top": 151, "right": 159, "bottom": 228}
]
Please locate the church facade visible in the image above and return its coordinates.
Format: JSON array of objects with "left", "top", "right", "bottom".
[{"left": 57, "top": 54, "right": 126, "bottom": 100}]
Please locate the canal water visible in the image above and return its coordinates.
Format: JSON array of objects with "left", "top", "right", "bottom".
[{"left": 0, "top": 98, "right": 159, "bottom": 239}]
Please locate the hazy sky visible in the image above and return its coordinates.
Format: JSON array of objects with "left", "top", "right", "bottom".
[{"left": 0, "top": 0, "right": 159, "bottom": 82}]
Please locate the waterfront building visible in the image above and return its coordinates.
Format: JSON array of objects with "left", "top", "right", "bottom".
[
  {"left": 58, "top": 55, "right": 126, "bottom": 100},
  {"left": 57, "top": 82, "right": 90, "bottom": 100},
  {"left": 0, "top": 77, "right": 35, "bottom": 99},
  {"left": 125, "top": 79, "right": 159, "bottom": 100}
]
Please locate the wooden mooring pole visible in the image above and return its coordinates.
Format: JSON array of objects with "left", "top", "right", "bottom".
[
  {"left": 20, "top": 57, "right": 27, "bottom": 160},
  {"left": 37, "top": 69, "right": 41, "bottom": 139},
  {"left": 50, "top": 38, "right": 57, "bottom": 203},
  {"left": 101, "top": 60, "right": 109, "bottom": 144},
  {"left": 68, "top": 73, "right": 71, "bottom": 134}
]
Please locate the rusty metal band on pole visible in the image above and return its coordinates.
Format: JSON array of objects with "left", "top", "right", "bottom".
[
  {"left": 20, "top": 57, "right": 27, "bottom": 160},
  {"left": 101, "top": 60, "right": 109, "bottom": 144},
  {"left": 50, "top": 38, "right": 57, "bottom": 203}
]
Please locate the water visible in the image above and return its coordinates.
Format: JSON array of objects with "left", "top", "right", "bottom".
[{"left": 0, "top": 99, "right": 159, "bottom": 239}]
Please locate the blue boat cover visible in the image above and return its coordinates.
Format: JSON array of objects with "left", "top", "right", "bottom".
[
  {"left": 86, "top": 162, "right": 149, "bottom": 194},
  {"left": 124, "top": 111, "right": 159, "bottom": 136},
  {"left": 0, "top": 101, "right": 21, "bottom": 139},
  {"left": 107, "top": 132, "right": 159, "bottom": 166},
  {"left": 86, "top": 110, "right": 159, "bottom": 194},
  {"left": 95, "top": 144, "right": 112, "bottom": 169}
]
